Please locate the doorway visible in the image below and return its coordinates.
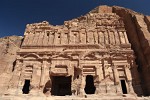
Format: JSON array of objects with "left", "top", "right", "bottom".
[
  {"left": 84, "top": 75, "right": 96, "bottom": 94},
  {"left": 51, "top": 76, "right": 72, "bottom": 96},
  {"left": 22, "top": 80, "right": 30, "bottom": 94},
  {"left": 120, "top": 80, "right": 127, "bottom": 94}
]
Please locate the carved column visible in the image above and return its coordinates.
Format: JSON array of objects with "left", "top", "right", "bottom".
[
  {"left": 48, "top": 32, "right": 55, "bottom": 44},
  {"left": 17, "top": 64, "right": 26, "bottom": 94},
  {"left": 109, "top": 31, "right": 115, "bottom": 45},
  {"left": 69, "top": 31, "right": 75, "bottom": 44},
  {"left": 98, "top": 31, "right": 104, "bottom": 45},
  {"left": 37, "top": 32, "right": 44, "bottom": 46},
  {"left": 125, "top": 65, "right": 134, "bottom": 94},
  {"left": 112, "top": 65, "right": 119, "bottom": 85},
  {"left": 96, "top": 65, "right": 103, "bottom": 81},
  {"left": 125, "top": 65, "right": 132, "bottom": 81},
  {"left": 68, "top": 61, "right": 73, "bottom": 76},
  {"left": 94, "top": 31, "right": 99, "bottom": 44},
  {"left": 40, "top": 60, "right": 46, "bottom": 87},
  {"left": 95, "top": 66, "right": 102, "bottom": 94},
  {"left": 104, "top": 31, "right": 109, "bottom": 44},
  {"left": 114, "top": 31, "right": 120, "bottom": 45},
  {"left": 123, "top": 31, "right": 129, "bottom": 44},
  {"left": 111, "top": 64, "right": 122, "bottom": 94},
  {"left": 87, "top": 31, "right": 94, "bottom": 44},
  {"left": 118, "top": 31, "right": 126, "bottom": 44},
  {"left": 79, "top": 75, "right": 86, "bottom": 96},
  {"left": 61, "top": 32, "right": 68, "bottom": 44},
  {"left": 30, "top": 64, "right": 41, "bottom": 95}
]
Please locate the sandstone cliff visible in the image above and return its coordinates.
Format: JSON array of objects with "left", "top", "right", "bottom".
[
  {"left": 0, "top": 36, "right": 23, "bottom": 95},
  {"left": 112, "top": 6, "right": 150, "bottom": 95},
  {"left": 0, "top": 5, "right": 150, "bottom": 96}
]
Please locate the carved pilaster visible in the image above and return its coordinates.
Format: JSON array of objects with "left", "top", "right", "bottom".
[
  {"left": 118, "top": 31, "right": 126, "bottom": 44},
  {"left": 18, "top": 64, "right": 26, "bottom": 87},
  {"left": 96, "top": 65, "right": 103, "bottom": 81},
  {"left": 125, "top": 65, "right": 132, "bottom": 81},
  {"left": 17, "top": 63, "right": 27, "bottom": 94},
  {"left": 113, "top": 66, "right": 119, "bottom": 85},
  {"left": 30, "top": 64, "right": 40, "bottom": 95},
  {"left": 123, "top": 31, "right": 129, "bottom": 44},
  {"left": 124, "top": 65, "right": 135, "bottom": 94},
  {"left": 79, "top": 75, "right": 86, "bottom": 96},
  {"left": 40, "top": 60, "right": 47, "bottom": 87},
  {"left": 104, "top": 31, "right": 109, "bottom": 44},
  {"left": 98, "top": 31, "right": 104, "bottom": 45},
  {"left": 114, "top": 31, "right": 120, "bottom": 45}
]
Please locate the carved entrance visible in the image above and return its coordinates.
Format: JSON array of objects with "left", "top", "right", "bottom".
[
  {"left": 22, "top": 80, "right": 30, "bottom": 94},
  {"left": 84, "top": 75, "right": 96, "bottom": 94},
  {"left": 120, "top": 80, "right": 127, "bottom": 94},
  {"left": 51, "top": 76, "right": 72, "bottom": 96}
]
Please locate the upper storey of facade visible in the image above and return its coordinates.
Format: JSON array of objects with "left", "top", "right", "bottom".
[{"left": 20, "top": 6, "right": 131, "bottom": 53}]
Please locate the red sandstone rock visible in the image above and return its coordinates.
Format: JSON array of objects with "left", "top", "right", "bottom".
[{"left": 0, "top": 36, "right": 23, "bottom": 95}]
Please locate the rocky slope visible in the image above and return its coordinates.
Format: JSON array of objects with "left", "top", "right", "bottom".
[
  {"left": 0, "top": 5, "right": 150, "bottom": 96},
  {"left": 0, "top": 36, "right": 23, "bottom": 95}
]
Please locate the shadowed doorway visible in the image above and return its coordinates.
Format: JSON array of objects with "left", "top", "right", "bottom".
[
  {"left": 120, "top": 80, "right": 127, "bottom": 94},
  {"left": 84, "top": 75, "right": 96, "bottom": 94},
  {"left": 51, "top": 76, "right": 72, "bottom": 96},
  {"left": 22, "top": 80, "right": 30, "bottom": 94}
]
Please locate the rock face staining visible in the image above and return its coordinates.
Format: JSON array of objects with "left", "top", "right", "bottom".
[{"left": 2, "top": 6, "right": 150, "bottom": 97}]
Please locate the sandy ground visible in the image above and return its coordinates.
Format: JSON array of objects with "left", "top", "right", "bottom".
[{"left": 1, "top": 94, "right": 150, "bottom": 100}]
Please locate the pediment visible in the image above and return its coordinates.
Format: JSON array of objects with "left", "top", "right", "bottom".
[{"left": 23, "top": 53, "right": 41, "bottom": 59}]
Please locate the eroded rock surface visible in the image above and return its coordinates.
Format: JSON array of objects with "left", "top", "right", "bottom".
[{"left": 0, "top": 36, "right": 23, "bottom": 95}]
